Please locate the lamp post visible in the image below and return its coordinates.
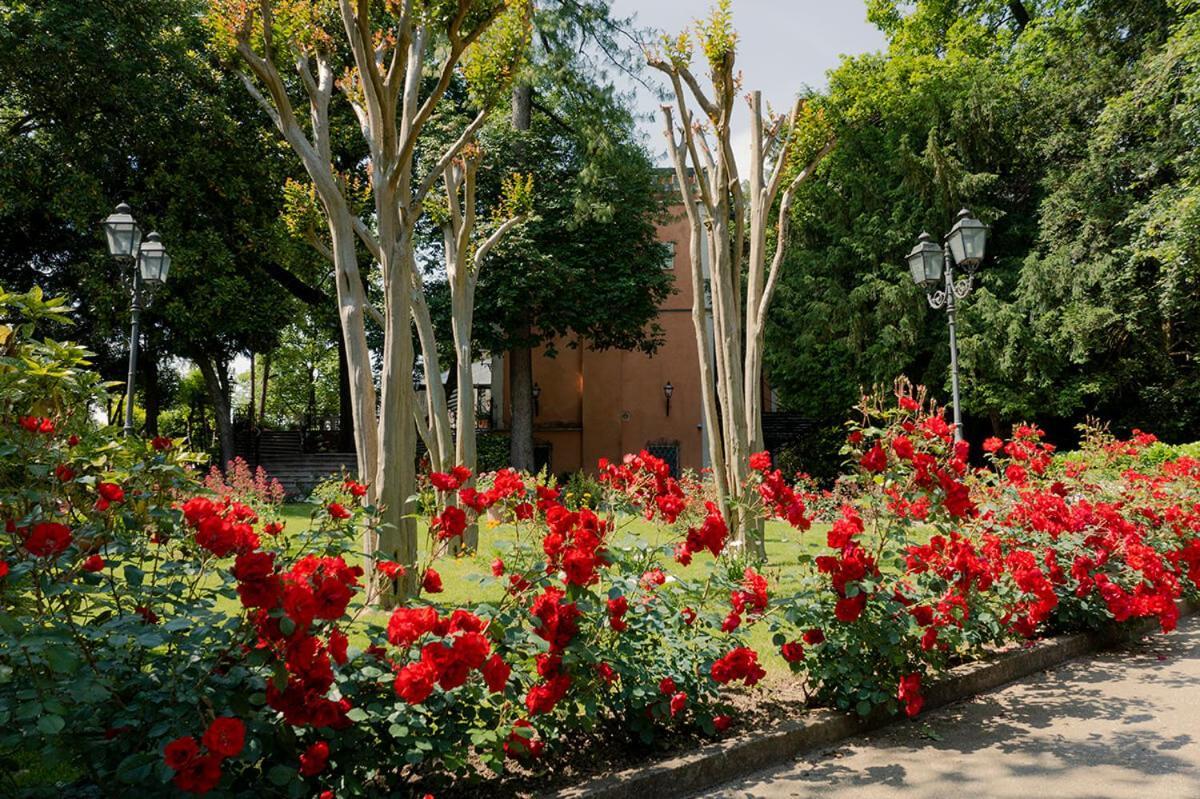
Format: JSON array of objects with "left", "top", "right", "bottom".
[
  {"left": 906, "top": 209, "right": 987, "bottom": 442},
  {"left": 663, "top": 381, "right": 674, "bottom": 416},
  {"left": 532, "top": 382, "right": 541, "bottom": 417},
  {"left": 102, "top": 203, "right": 171, "bottom": 437}
]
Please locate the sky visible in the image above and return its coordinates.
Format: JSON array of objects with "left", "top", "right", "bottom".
[{"left": 606, "top": 0, "right": 889, "bottom": 169}]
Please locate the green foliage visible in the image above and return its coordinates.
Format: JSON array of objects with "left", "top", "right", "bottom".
[
  {"left": 697, "top": 0, "right": 738, "bottom": 72},
  {"left": 768, "top": 0, "right": 1200, "bottom": 440},
  {"left": 475, "top": 432, "right": 511, "bottom": 472},
  {"left": 462, "top": 0, "right": 532, "bottom": 109},
  {"left": 0, "top": 0, "right": 306, "bottom": 432}
]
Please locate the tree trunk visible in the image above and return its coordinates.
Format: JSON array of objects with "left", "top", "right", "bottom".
[
  {"left": 508, "top": 81, "right": 535, "bottom": 472},
  {"left": 248, "top": 353, "right": 257, "bottom": 430},
  {"left": 197, "top": 356, "right": 235, "bottom": 469},
  {"left": 259, "top": 350, "right": 272, "bottom": 423},
  {"left": 509, "top": 326, "right": 535, "bottom": 472},
  {"left": 337, "top": 337, "right": 354, "bottom": 453},
  {"left": 452, "top": 286, "right": 479, "bottom": 550}
]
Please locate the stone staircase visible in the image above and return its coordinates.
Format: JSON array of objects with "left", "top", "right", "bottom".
[{"left": 234, "top": 430, "right": 356, "bottom": 499}]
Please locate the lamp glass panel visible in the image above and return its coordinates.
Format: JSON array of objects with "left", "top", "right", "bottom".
[
  {"left": 923, "top": 249, "right": 943, "bottom": 285},
  {"left": 138, "top": 247, "right": 167, "bottom": 283},
  {"left": 907, "top": 252, "right": 925, "bottom": 286}
]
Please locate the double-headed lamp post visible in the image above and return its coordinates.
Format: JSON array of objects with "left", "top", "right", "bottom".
[
  {"left": 906, "top": 208, "right": 988, "bottom": 442},
  {"left": 102, "top": 203, "right": 172, "bottom": 437}
]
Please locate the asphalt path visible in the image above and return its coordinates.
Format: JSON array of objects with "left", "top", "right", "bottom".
[{"left": 697, "top": 613, "right": 1200, "bottom": 799}]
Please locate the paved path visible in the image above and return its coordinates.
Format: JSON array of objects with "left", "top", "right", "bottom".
[{"left": 698, "top": 613, "right": 1200, "bottom": 799}]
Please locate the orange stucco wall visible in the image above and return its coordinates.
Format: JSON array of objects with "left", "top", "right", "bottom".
[{"left": 504, "top": 202, "right": 707, "bottom": 477}]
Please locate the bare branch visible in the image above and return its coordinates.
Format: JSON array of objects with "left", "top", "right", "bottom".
[
  {"left": 757, "top": 138, "right": 836, "bottom": 325},
  {"left": 472, "top": 215, "right": 523, "bottom": 273}
]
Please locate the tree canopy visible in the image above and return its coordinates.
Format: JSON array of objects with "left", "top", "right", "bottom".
[{"left": 767, "top": 0, "right": 1199, "bottom": 440}]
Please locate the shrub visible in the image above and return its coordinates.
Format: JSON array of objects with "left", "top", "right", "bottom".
[{"left": 4, "top": 290, "right": 1200, "bottom": 795}]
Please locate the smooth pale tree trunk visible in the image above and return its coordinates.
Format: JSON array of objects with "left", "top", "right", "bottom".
[
  {"left": 230, "top": 1, "right": 523, "bottom": 602},
  {"left": 336, "top": 339, "right": 354, "bottom": 453},
  {"left": 651, "top": 48, "right": 834, "bottom": 561}
]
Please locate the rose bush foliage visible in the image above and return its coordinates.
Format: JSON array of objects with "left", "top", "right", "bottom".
[{"left": 3, "top": 289, "right": 1200, "bottom": 796}]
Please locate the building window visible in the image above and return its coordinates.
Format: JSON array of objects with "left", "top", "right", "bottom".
[
  {"left": 662, "top": 241, "right": 676, "bottom": 269},
  {"left": 646, "top": 440, "right": 680, "bottom": 478},
  {"left": 534, "top": 441, "right": 553, "bottom": 475}
]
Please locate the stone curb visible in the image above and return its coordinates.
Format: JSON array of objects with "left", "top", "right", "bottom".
[{"left": 547, "top": 601, "right": 1197, "bottom": 799}]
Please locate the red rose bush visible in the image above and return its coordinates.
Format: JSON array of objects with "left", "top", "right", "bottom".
[{"left": 4, "top": 290, "right": 1200, "bottom": 796}]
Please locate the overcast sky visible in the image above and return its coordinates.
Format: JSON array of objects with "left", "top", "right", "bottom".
[{"left": 606, "top": 0, "right": 888, "bottom": 167}]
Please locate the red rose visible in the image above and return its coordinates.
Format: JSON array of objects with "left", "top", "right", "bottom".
[
  {"left": 343, "top": 479, "right": 368, "bottom": 497},
  {"left": 859, "top": 444, "right": 887, "bottom": 473},
  {"left": 490, "top": 557, "right": 505, "bottom": 577},
  {"left": 713, "top": 714, "right": 733, "bottom": 732},
  {"left": 377, "top": 560, "right": 406, "bottom": 580},
  {"left": 983, "top": 436, "right": 1003, "bottom": 453},
  {"left": 82, "top": 554, "right": 105, "bottom": 572},
  {"left": 327, "top": 502, "right": 351, "bottom": 520},
  {"left": 329, "top": 629, "right": 349, "bottom": 665},
  {"left": 164, "top": 736, "right": 199, "bottom": 770},
  {"left": 504, "top": 720, "right": 544, "bottom": 760},
  {"left": 298, "top": 740, "right": 330, "bottom": 777},
  {"left": 395, "top": 660, "right": 437, "bottom": 704},
  {"left": 834, "top": 593, "right": 868, "bottom": 622},
  {"left": 525, "top": 673, "right": 571, "bottom": 715},
  {"left": 898, "top": 672, "right": 924, "bottom": 717},
  {"left": 596, "top": 662, "right": 617, "bottom": 684},
  {"left": 669, "top": 691, "right": 688, "bottom": 717},
  {"left": 151, "top": 436, "right": 174, "bottom": 451},
  {"left": 429, "top": 471, "right": 462, "bottom": 492},
  {"left": 97, "top": 482, "right": 124, "bottom": 503},
  {"left": 780, "top": 641, "right": 805, "bottom": 663},
  {"left": 422, "top": 568, "right": 443, "bottom": 594},
  {"left": 748, "top": 451, "right": 772, "bottom": 472},
  {"left": 262, "top": 520, "right": 285, "bottom": 536},
  {"left": 387, "top": 606, "right": 438, "bottom": 647},
  {"left": 658, "top": 676, "right": 676, "bottom": 695},
  {"left": 202, "top": 716, "right": 245, "bottom": 758},
  {"left": 432, "top": 506, "right": 467, "bottom": 541},
  {"left": 802, "top": 628, "right": 825, "bottom": 645},
  {"left": 25, "top": 522, "right": 72, "bottom": 557},
  {"left": 55, "top": 464, "right": 75, "bottom": 482},
  {"left": 0, "top": 562, "right": 8, "bottom": 579},
  {"left": 481, "top": 653, "right": 511, "bottom": 693},
  {"left": 173, "top": 753, "right": 222, "bottom": 794}
]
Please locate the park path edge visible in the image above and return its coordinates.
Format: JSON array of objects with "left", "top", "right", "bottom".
[{"left": 546, "top": 600, "right": 1198, "bottom": 799}]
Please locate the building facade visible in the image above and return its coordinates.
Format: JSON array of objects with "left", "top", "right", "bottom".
[{"left": 492, "top": 197, "right": 714, "bottom": 478}]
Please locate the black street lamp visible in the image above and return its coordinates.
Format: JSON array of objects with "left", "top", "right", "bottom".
[
  {"left": 532, "top": 382, "right": 541, "bottom": 417},
  {"left": 102, "top": 203, "right": 171, "bottom": 437},
  {"left": 663, "top": 381, "right": 674, "bottom": 416},
  {"left": 906, "top": 209, "right": 987, "bottom": 442}
]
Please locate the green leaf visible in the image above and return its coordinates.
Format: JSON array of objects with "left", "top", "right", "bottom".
[
  {"left": 37, "top": 714, "right": 65, "bottom": 734},
  {"left": 268, "top": 765, "right": 297, "bottom": 786}
]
